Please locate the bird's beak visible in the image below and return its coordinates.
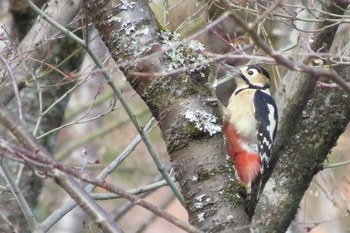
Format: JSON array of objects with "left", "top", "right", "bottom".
[{"left": 213, "top": 66, "right": 240, "bottom": 107}]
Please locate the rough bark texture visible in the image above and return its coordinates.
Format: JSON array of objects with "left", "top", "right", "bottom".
[
  {"left": 252, "top": 1, "right": 350, "bottom": 232},
  {"left": 0, "top": 0, "right": 83, "bottom": 232},
  {"left": 84, "top": 0, "right": 249, "bottom": 232}
]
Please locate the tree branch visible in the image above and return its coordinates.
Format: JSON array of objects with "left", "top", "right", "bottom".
[
  {"left": 219, "top": 0, "right": 350, "bottom": 231},
  {"left": 25, "top": 0, "right": 185, "bottom": 204},
  {"left": 0, "top": 1, "right": 85, "bottom": 231},
  {"left": 232, "top": 1, "right": 350, "bottom": 232},
  {"left": 0, "top": 0, "right": 82, "bottom": 104},
  {"left": 0, "top": 104, "right": 123, "bottom": 233},
  {"left": 84, "top": 0, "right": 250, "bottom": 232},
  {"left": 254, "top": 63, "right": 350, "bottom": 232},
  {"left": 0, "top": 138, "right": 202, "bottom": 233}
]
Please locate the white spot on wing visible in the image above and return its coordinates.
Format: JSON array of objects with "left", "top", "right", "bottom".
[
  {"left": 267, "top": 103, "right": 277, "bottom": 141},
  {"left": 262, "top": 137, "right": 270, "bottom": 145}
]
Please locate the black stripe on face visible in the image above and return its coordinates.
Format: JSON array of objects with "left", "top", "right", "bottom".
[
  {"left": 247, "top": 65, "right": 270, "bottom": 80},
  {"left": 239, "top": 73, "right": 251, "bottom": 85}
]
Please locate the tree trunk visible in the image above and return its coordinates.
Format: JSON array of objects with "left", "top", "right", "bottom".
[{"left": 84, "top": 0, "right": 250, "bottom": 232}]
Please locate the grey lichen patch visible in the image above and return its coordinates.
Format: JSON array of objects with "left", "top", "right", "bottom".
[
  {"left": 258, "top": 178, "right": 282, "bottom": 212},
  {"left": 120, "top": 0, "right": 136, "bottom": 10},
  {"left": 159, "top": 31, "right": 208, "bottom": 79},
  {"left": 191, "top": 193, "right": 214, "bottom": 214},
  {"left": 109, "top": 22, "right": 148, "bottom": 62},
  {"left": 197, "top": 212, "right": 205, "bottom": 222},
  {"left": 194, "top": 194, "right": 206, "bottom": 209},
  {"left": 105, "top": 15, "right": 123, "bottom": 26},
  {"left": 184, "top": 109, "right": 221, "bottom": 136},
  {"left": 164, "top": 108, "right": 221, "bottom": 152},
  {"left": 103, "top": 15, "right": 156, "bottom": 69}
]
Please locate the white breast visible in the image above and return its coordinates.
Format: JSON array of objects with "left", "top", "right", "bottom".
[{"left": 226, "top": 89, "right": 257, "bottom": 143}]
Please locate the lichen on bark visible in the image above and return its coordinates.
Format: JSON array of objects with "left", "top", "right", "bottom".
[{"left": 84, "top": 0, "right": 249, "bottom": 232}]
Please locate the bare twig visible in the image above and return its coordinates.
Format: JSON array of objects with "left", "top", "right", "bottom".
[
  {"left": 0, "top": 0, "right": 83, "bottom": 105},
  {"left": 0, "top": 212, "right": 18, "bottom": 233},
  {"left": 323, "top": 160, "right": 350, "bottom": 169},
  {"left": 250, "top": 0, "right": 284, "bottom": 28},
  {"left": 0, "top": 160, "right": 42, "bottom": 233},
  {"left": 111, "top": 174, "right": 165, "bottom": 221},
  {"left": 0, "top": 138, "right": 202, "bottom": 233},
  {"left": 225, "top": 2, "right": 350, "bottom": 24},
  {"left": 0, "top": 104, "right": 123, "bottom": 233},
  {"left": 0, "top": 54, "right": 24, "bottom": 122},
  {"left": 25, "top": 0, "right": 185, "bottom": 204},
  {"left": 56, "top": 108, "right": 149, "bottom": 160},
  {"left": 223, "top": 0, "right": 350, "bottom": 94},
  {"left": 42, "top": 118, "right": 155, "bottom": 230},
  {"left": 135, "top": 195, "right": 176, "bottom": 233},
  {"left": 91, "top": 178, "right": 172, "bottom": 200}
]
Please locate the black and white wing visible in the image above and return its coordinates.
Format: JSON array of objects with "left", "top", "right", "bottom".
[{"left": 253, "top": 90, "right": 278, "bottom": 173}]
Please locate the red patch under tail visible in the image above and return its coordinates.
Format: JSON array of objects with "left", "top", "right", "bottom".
[{"left": 223, "top": 122, "right": 261, "bottom": 184}]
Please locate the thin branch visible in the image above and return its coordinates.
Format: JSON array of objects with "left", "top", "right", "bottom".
[
  {"left": 135, "top": 195, "right": 176, "bottom": 233},
  {"left": 0, "top": 54, "right": 24, "bottom": 122},
  {"left": 111, "top": 174, "right": 164, "bottom": 221},
  {"left": 0, "top": 139, "right": 202, "bottom": 233},
  {"left": 250, "top": 0, "right": 284, "bottom": 28},
  {"left": 37, "top": 92, "right": 118, "bottom": 140},
  {"left": 0, "top": 212, "right": 18, "bottom": 233},
  {"left": 32, "top": 80, "right": 43, "bottom": 137},
  {"left": 223, "top": 0, "right": 350, "bottom": 94},
  {"left": 0, "top": 160, "right": 42, "bottom": 233},
  {"left": 38, "top": 73, "right": 91, "bottom": 120},
  {"left": 26, "top": 0, "right": 185, "bottom": 205},
  {"left": 0, "top": 103, "right": 123, "bottom": 233},
  {"left": 65, "top": 91, "right": 114, "bottom": 121},
  {"left": 42, "top": 118, "right": 155, "bottom": 230},
  {"left": 56, "top": 108, "right": 149, "bottom": 160},
  {"left": 128, "top": 52, "right": 274, "bottom": 77},
  {"left": 322, "top": 160, "right": 350, "bottom": 169},
  {"left": 91, "top": 178, "right": 172, "bottom": 200},
  {"left": 226, "top": 2, "right": 350, "bottom": 23}
]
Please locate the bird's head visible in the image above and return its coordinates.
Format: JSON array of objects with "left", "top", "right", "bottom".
[{"left": 237, "top": 65, "right": 271, "bottom": 89}]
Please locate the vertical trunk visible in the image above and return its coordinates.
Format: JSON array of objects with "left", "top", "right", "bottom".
[{"left": 84, "top": 0, "right": 250, "bottom": 232}]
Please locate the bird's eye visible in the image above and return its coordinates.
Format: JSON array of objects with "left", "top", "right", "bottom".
[{"left": 247, "top": 69, "right": 256, "bottom": 76}]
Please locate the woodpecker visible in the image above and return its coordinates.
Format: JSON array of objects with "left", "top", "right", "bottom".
[{"left": 223, "top": 65, "right": 278, "bottom": 194}]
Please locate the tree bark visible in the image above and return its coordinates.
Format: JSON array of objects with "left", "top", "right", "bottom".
[
  {"left": 253, "top": 1, "right": 350, "bottom": 232},
  {"left": 82, "top": 0, "right": 350, "bottom": 232},
  {"left": 84, "top": 0, "right": 249, "bottom": 232}
]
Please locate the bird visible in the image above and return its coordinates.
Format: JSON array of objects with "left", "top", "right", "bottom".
[{"left": 223, "top": 65, "right": 278, "bottom": 198}]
